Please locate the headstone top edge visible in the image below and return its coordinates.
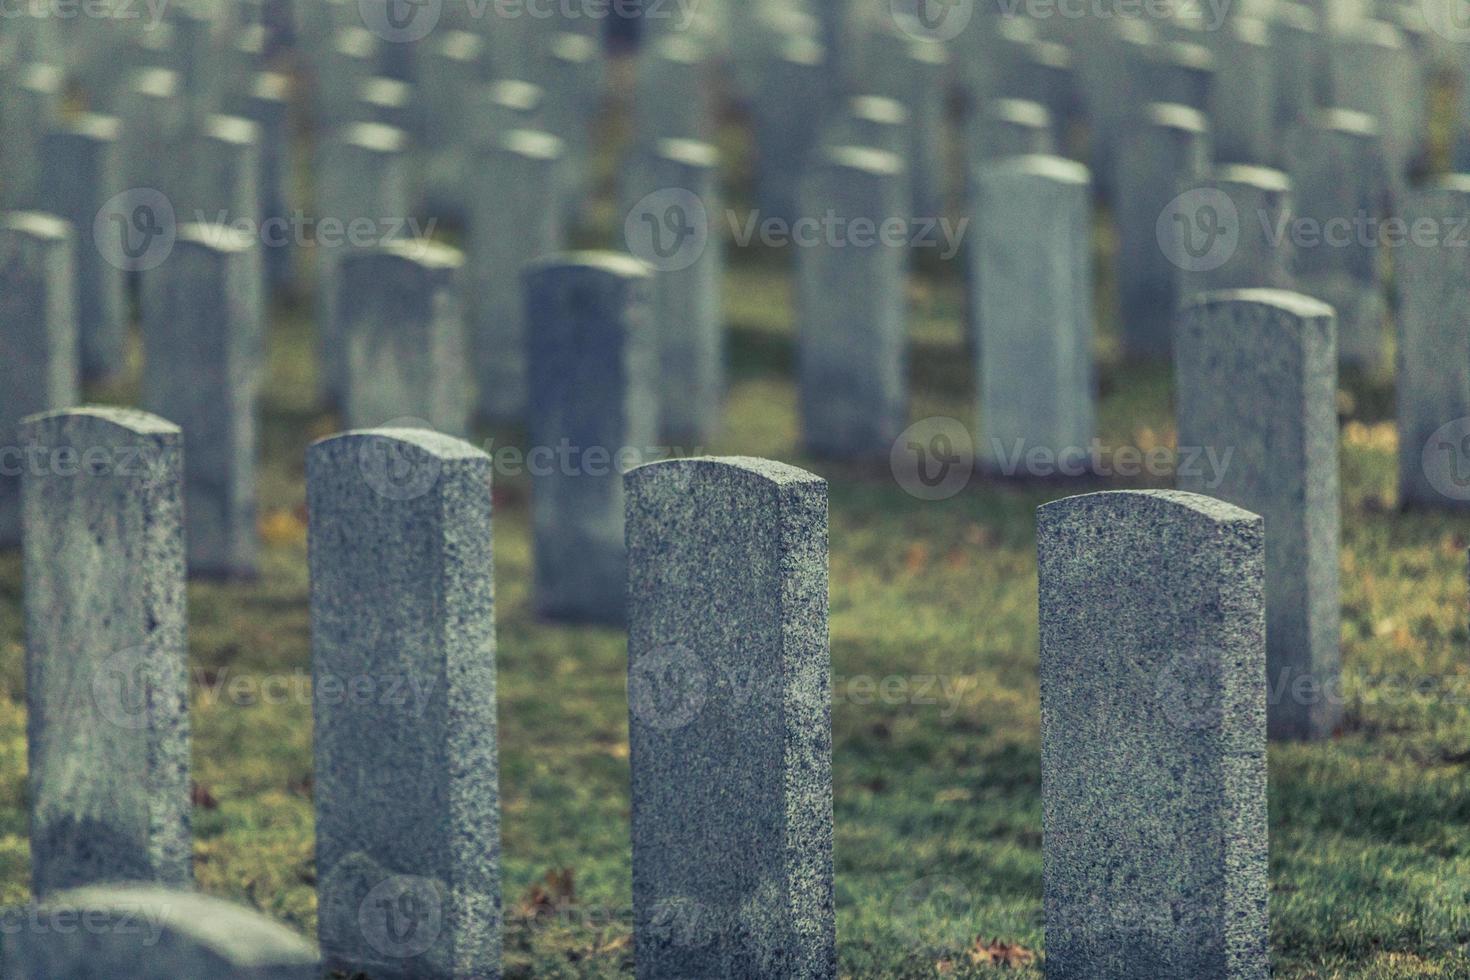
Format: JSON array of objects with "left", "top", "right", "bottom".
[
  {"left": 176, "top": 223, "right": 257, "bottom": 252},
  {"left": 626, "top": 455, "right": 826, "bottom": 490},
  {"left": 523, "top": 250, "right": 652, "bottom": 282},
  {"left": 1210, "top": 163, "right": 1290, "bottom": 192},
  {"left": 311, "top": 428, "right": 490, "bottom": 462},
  {"left": 496, "top": 128, "right": 564, "bottom": 159},
  {"left": 1, "top": 211, "right": 71, "bottom": 239},
  {"left": 339, "top": 120, "right": 409, "bottom": 153},
  {"left": 1139, "top": 101, "right": 1209, "bottom": 133},
  {"left": 817, "top": 144, "right": 906, "bottom": 176},
  {"left": 980, "top": 153, "right": 1091, "bottom": 186},
  {"left": 1182, "top": 288, "right": 1336, "bottom": 322},
  {"left": 20, "top": 406, "right": 181, "bottom": 438},
  {"left": 985, "top": 98, "right": 1052, "bottom": 127},
  {"left": 59, "top": 112, "right": 122, "bottom": 141},
  {"left": 1038, "top": 489, "right": 1262, "bottom": 527},
  {"left": 205, "top": 113, "right": 258, "bottom": 145},
  {"left": 653, "top": 137, "right": 720, "bottom": 168}
]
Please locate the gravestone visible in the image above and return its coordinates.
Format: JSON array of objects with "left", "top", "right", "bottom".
[
  {"left": 339, "top": 240, "right": 470, "bottom": 436},
  {"left": 1285, "top": 108, "right": 1389, "bottom": 367},
  {"left": 182, "top": 114, "right": 260, "bottom": 231},
  {"left": 524, "top": 252, "right": 657, "bottom": 623},
  {"left": 966, "top": 98, "right": 1054, "bottom": 171},
  {"left": 314, "top": 27, "right": 377, "bottom": 128},
  {"left": 622, "top": 138, "right": 725, "bottom": 445},
  {"left": 20, "top": 407, "right": 191, "bottom": 896},
  {"left": 418, "top": 29, "right": 483, "bottom": 150},
  {"left": 357, "top": 76, "right": 418, "bottom": 136},
  {"left": 1037, "top": 489, "right": 1267, "bottom": 978},
  {"left": 534, "top": 31, "right": 602, "bottom": 226},
  {"left": 1116, "top": 103, "right": 1211, "bottom": 358},
  {"left": 226, "top": 71, "right": 294, "bottom": 292},
  {"left": 0, "top": 63, "right": 62, "bottom": 212},
  {"left": 864, "top": 27, "right": 948, "bottom": 219},
  {"left": 1396, "top": 178, "right": 1470, "bottom": 510},
  {"left": 0, "top": 214, "right": 77, "bottom": 548},
  {"left": 626, "top": 456, "right": 834, "bottom": 979},
  {"left": 0, "top": 885, "right": 320, "bottom": 979},
  {"left": 1208, "top": 19, "right": 1274, "bottom": 166},
  {"left": 1175, "top": 290, "right": 1340, "bottom": 740},
  {"left": 1006, "top": 39, "right": 1076, "bottom": 153},
  {"left": 1330, "top": 19, "right": 1421, "bottom": 186},
  {"left": 37, "top": 112, "right": 125, "bottom": 383},
  {"left": 635, "top": 34, "right": 709, "bottom": 144},
  {"left": 141, "top": 224, "right": 264, "bottom": 579},
  {"left": 1177, "top": 165, "right": 1294, "bottom": 301},
  {"left": 467, "top": 129, "right": 564, "bottom": 423},
  {"left": 1271, "top": 3, "right": 1324, "bottom": 137},
  {"left": 975, "top": 155, "right": 1096, "bottom": 474},
  {"left": 796, "top": 146, "right": 909, "bottom": 460},
  {"left": 308, "top": 429, "right": 500, "bottom": 980},
  {"left": 1146, "top": 40, "right": 1213, "bottom": 111},
  {"left": 1075, "top": 18, "right": 1155, "bottom": 194},
  {"left": 753, "top": 35, "right": 828, "bottom": 223},
  {"left": 825, "top": 96, "right": 908, "bottom": 159},
  {"left": 316, "top": 121, "right": 410, "bottom": 403},
  {"left": 116, "top": 68, "right": 187, "bottom": 197}
]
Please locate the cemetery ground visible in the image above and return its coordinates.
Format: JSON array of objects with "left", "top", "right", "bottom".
[{"left": 1, "top": 154, "right": 1469, "bottom": 980}]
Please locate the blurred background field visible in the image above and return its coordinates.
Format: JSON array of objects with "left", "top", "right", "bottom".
[{"left": 0, "top": 62, "right": 1468, "bottom": 980}]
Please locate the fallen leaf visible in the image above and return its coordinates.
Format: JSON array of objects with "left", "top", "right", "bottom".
[
  {"left": 517, "top": 868, "right": 577, "bottom": 920},
  {"left": 969, "top": 938, "right": 1035, "bottom": 968},
  {"left": 259, "top": 508, "right": 307, "bottom": 547},
  {"left": 191, "top": 781, "right": 219, "bottom": 810}
]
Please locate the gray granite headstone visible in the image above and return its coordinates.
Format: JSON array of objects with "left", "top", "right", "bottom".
[
  {"left": 1175, "top": 290, "right": 1341, "bottom": 740},
  {"left": 467, "top": 128, "right": 565, "bottom": 423},
  {"left": 635, "top": 34, "right": 710, "bottom": 145},
  {"left": 0, "top": 885, "right": 319, "bottom": 979},
  {"left": 524, "top": 252, "right": 658, "bottom": 623},
  {"left": 1396, "top": 178, "right": 1470, "bottom": 510},
  {"left": 141, "top": 224, "right": 264, "bottom": 579},
  {"left": 1116, "top": 103, "right": 1211, "bottom": 359},
  {"left": 626, "top": 456, "right": 834, "bottom": 979},
  {"left": 339, "top": 240, "right": 470, "bottom": 436},
  {"left": 314, "top": 26, "right": 377, "bottom": 128},
  {"left": 1177, "top": 164, "right": 1295, "bottom": 301},
  {"left": 0, "top": 213, "right": 78, "bottom": 548},
  {"left": 308, "top": 428, "right": 500, "bottom": 980},
  {"left": 315, "top": 121, "right": 410, "bottom": 403},
  {"left": 1207, "top": 19, "right": 1274, "bottom": 167},
  {"left": 1145, "top": 40, "right": 1214, "bottom": 112},
  {"left": 0, "top": 63, "right": 62, "bottom": 212},
  {"left": 37, "top": 112, "right": 125, "bottom": 383},
  {"left": 752, "top": 35, "right": 828, "bottom": 224},
  {"left": 974, "top": 155, "right": 1095, "bottom": 474},
  {"left": 226, "top": 72, "right": 294, "bottom": 292},
  {"left": 824, "top": 96, "right": 909, "bottom": 159},
  {"left": 116, "top": 68, "right": 187, "bottom": 199},
  {"left": 20, "top": 407, "right": 191, "bottom": 897},
  {"left": 796, "top": 145, "right": 909, "bottom": 460},
  {"left": 621, "top": 138, "right": 725, "bottom": 445},
  {"left": 1329, "top": 19, "right": 1421, "bottom": 187},
  {"left": 1272, "top": 3, "right": 1325, "bottom": 136},
  {"left": 531, "top": 31, "right": 602, "bottom": 227},
  {"left": 1285, "top": 108, "right": 1390, "bottom": 367},
  {"left": 180, "top": 114, "right": 261, "bottom": 233},
  {"left": 1037, "top": 489, "right": 1267, "bottom": 979}
]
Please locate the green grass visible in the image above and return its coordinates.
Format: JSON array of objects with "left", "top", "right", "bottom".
[{"left": 2, "top": 105, "right": 1469, "bottom": 979}]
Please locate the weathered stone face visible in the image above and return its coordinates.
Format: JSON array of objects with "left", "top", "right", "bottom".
[
  {"left": 21, "top": 407, "right": 191, "bottom": 898},
  {"left": 626, "top": 456, "right": 834, "bottom": 979},
  {"left": 308, "top": 428, "right": 500, "bottom": 980},
  {"left": 1037, "top": 489, "right": 1268, "bottom": 980}
]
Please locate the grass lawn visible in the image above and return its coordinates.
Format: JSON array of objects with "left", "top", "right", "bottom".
[{"left": 1, "top": 94, "right": 1469, "bottom": 979}]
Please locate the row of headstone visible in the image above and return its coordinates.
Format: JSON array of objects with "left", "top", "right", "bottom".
[{"left": 15, "top": 403, "right": 1285, "bottom": 974}]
